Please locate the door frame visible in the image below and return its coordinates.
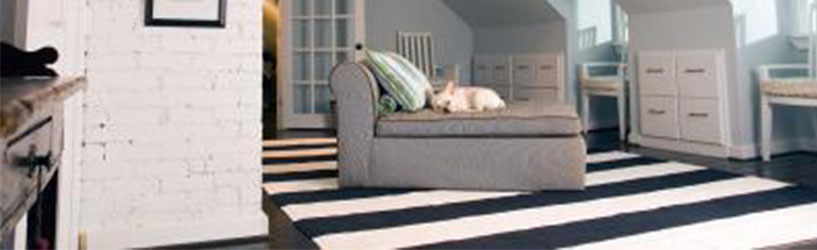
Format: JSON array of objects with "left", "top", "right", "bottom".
[{"left": 277, "top": 0, "right": 366, "bottom": 129}]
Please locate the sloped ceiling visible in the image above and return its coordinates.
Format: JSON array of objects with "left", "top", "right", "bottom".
[
  {"left": 441, "top": 0, "right": 563, "bottom": 28},
  {"left": 616, "top": 0, "right": 731, "bottom": 14}
]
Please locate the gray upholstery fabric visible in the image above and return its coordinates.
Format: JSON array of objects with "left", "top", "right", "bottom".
[
  {"left": 370, "top": 138, "right": 586, "bottom": 191},
  {"left": 331, "top": 62, "right": 587, "bottom": 191},
  {"left": 377, "top": 104, "right": 581, "bottom": 137},
  {"left": 329, "top": 63, "right": 378, "bottom": 186}
]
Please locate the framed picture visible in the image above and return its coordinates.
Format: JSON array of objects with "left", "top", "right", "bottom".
[{"left": 145, "top": 0, "right": 226, "bottom": 28}]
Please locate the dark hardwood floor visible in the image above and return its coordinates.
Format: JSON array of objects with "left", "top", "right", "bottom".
[{"left": 189, "top": 129, "right": 817, "bottom": 249}]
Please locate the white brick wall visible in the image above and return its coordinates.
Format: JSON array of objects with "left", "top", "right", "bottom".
[{"left": 80, "top": 0, "right": 266, "bottom": 248}]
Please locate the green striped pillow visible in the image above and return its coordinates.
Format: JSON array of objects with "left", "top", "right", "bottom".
[{"left": 365, "top": 50, "right": 432, "bottom": 112}]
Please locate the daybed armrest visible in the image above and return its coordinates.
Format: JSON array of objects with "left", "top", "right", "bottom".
[{"left": 329, "top": 62, "right": 378, "bottom": 186}]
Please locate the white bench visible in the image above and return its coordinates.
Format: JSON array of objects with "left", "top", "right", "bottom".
[
  {"left": 758, "top": 64, "right": 817, "bottom": 161},
  {"left": 580, "top": 62, "right": 628, "bottom": 141}
]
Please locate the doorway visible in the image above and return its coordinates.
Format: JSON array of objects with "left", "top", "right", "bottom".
[
  {"left": 263, "top": 0, "right": 280, "bottom": 139},
  {"left": 277, "top": 0, "right": 365, "bottom": 129}
]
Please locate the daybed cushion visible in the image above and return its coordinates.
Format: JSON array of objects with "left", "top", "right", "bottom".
[
  {"left": 377, "top": 103, "right": 582, "bottom": 137},
  {"left": 581, "top": 76, "right": 624, "bottom": 91},
  {"left": 760, "top": 79, "right": 817, "bottom": 99}
]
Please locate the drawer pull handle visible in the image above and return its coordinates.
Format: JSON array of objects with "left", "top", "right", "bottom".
[
  {"left": 20, "top": 145, "right": 52, "bottom": 178},
  {"left": 685, "top": 68, "right": 706, "bottom": 74},
  {"left": 688, "top": 112, "right": 709, "bottom": 118},
  {"left": 495, "top": 66, "right": 507, "bottom": 70},
  {"left": 539, "top": 65, "right": 555, "bottom": 70},
  {"left": 516, "top": 65, "right": 530, "bottom": 70},
  {"left": 648, "top": 109, "right": 666, "bottom": 115},
  {"left": 646, "top": 68, "right": 664, "bottom": 74}
]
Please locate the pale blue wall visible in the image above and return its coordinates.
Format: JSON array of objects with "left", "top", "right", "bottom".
[
  {"left": 366, "top": 0, "right": 474, "bottom": 82},
  {"left": 731, "top": 0, "right": 816, "bottom": 153}
]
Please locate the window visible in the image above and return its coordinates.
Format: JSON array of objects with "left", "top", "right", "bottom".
[
  {"left": 793, "top": 0, "right": 816, "bottom": 36},
  {"left": 613, "top": 4, "right": 629, "bottom": 44}
]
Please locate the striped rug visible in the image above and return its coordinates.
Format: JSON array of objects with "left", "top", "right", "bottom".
[{"left": 262, "top": 139, "right": 817, "bottom": 249}]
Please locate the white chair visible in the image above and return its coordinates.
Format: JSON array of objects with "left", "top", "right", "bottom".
[
  {"left": 396, "top": 32, "right": 459, "bottom": 86},
  {"left": 758, "top": 64, "right": 817, "bottom": 161},
  {"left": 580, "top": 62, "right": 628, "bottom": 141}
]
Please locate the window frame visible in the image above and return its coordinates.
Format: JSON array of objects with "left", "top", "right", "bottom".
[
  {"left": 613, "top": 3, "right": 629, "bottom": 45},
  {"left": 793, "top": 0, "right": 815, "bottom": 37}
]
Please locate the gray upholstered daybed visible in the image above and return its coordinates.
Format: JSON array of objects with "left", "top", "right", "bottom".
[{"left": 330, "top": 62, "right": 586, "bottom": 191}]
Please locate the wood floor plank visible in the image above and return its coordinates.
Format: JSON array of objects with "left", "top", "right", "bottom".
[
  {"left": 263, "top": 148, "right": 337, "bottom": 159},
  {"left": 263, "top": 138, "right": 337, "bottom": 148},
  {"left": 264, "top": 162, "right": 338, "bottom": 174}
]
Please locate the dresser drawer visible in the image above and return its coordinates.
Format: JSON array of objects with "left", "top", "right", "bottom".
[
  {"left": 513, "top": 86, "right": 558, "bottom": 103},
  {"left": 640, "top": 96, "right": 679, "bottom": 139},
  {"left": 1, "top": 117, "right": 55, "bottom": 231},
  {"left": 535, "top": 58, "right": 560, "bottom": 88},
  {"left": 638, "top": 51, "right": 677, "bottom": 96},
  {"left": 473, "top": 58, "right": 493, "bottom": 85},
  {"left": 512, "top": 58, "right": 537, "bottom": 86},
  {"left": 680, "top": 98, "right": 723, "bottom": 144},
  {"left": 677, "top": 50, "right": 720, "bottom": 98}
]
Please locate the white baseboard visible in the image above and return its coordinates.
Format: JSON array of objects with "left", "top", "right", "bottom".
[
  {"left": 729, "top": 138, "right": 817, "bottom": 160},
  {"left": 85, "top": 212, "right": 267, "bottom": 249}
]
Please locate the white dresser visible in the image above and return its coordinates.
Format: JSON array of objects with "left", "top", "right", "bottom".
[
  {"left": 636, "top": 49, "right": 732, "bottom": 157},
  {"left": 473, "top": 53, "right": 565, "bottom": 104}
]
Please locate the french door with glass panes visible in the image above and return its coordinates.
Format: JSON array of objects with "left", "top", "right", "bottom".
[{"left": 279, "top": 0, "right": 365, "bottom": 128}]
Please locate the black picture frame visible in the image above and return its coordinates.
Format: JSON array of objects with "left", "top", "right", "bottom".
[{"left": 145, "top": 0, "right": 226, "bottom": 28}]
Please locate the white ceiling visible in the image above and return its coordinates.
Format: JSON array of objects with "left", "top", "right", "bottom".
[
  {"left": 441, "top": 0, "right": 563, "bottom": 28},
  {"left": 616, "top": 0, "right": 731, "bottom": 14}
]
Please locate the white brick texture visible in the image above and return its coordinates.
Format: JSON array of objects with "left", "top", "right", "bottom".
[{"left": 80, "top": 0, "right": 266, "bottom": 248}]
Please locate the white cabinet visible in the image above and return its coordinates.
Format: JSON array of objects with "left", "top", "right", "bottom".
[
  {"left": 491, "top": 57, "right": 513, "bottom": 86},
  {"left": 638, "top": 51, "right": 677, "bottom": 96},
  {"left": 473, "top": 58, "right": 493, "bottom": 86},
  {"left": 640, "top": 96, "right": 680, "bottom": 139},
  {"left": 473, "top": 55, "right": 512, "bottom": 100},
  {"left": 679, "top": 98, "right": 723, "bottom": 144},
  {"left": 636, "top": 49, "right": 730, "bottom": 157},
  {"left": 473, "top": 53, "right": 564, "bottom": 104},
  {"left": 676, "top": 51, "right": 720, "bottom": 98}
]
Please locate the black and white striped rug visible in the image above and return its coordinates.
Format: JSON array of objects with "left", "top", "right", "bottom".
[{"left": 263, "top": 139, "right": 817, "bottom": 249}]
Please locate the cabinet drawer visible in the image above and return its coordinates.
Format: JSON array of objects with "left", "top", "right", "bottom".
[
  {"left": 473, "top": 58, "right": 493, "bottom": 85},
  {"left": 677, "top": 50, "right": 720, "bottom": 98},
  {"left": 680, "top": 98, "right": 723, "bottom": 144},
  {"left": 638, "top": 51, "right": 677, "bottom": 96},
  {"left": 536, "top": 58, "right": 560, "bottom": 88},
  {"left": 513, "top": 86, "right": 558, "bottom": 103},
  {"left": 512, "top": 58, "right": 537, "bottom": 86},
  {"left": 491, "top": 63, "right": 512, "bottom": 86},
  {"left": 1, "top": 117, "right": 54, "bottom": 229},
  {"left": 640, "top": 96, "right": 679, "bottom": 139}
]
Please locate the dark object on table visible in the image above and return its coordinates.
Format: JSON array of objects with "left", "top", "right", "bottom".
[{"left": 0, "top": 42, "right": 59, "bottom": 77}]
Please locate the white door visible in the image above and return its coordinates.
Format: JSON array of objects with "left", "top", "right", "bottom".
[{"left": 279, "top": 0, "right": 365, "bottom": 129}]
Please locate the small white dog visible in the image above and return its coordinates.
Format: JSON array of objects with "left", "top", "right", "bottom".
[{"left": 429, "top": 81, "right": 506, "bottom": 113}]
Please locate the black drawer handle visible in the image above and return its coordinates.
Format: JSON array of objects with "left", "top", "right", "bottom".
[
  {"left": 539, "top": 65, "right": 555, "bottom": 70},
  {"left": 688, "top": 112, "right": 709, "bottom": 118},
  {"left": 18, "top": 145, "right": 52, "bottom": 178},
  {"left": 685, "top": 68, "right": 706, "bottom": 74},
  {"left": 516, "top": 65, "right": 530, "bottom": 70},
  {"left": 646, "top": 68, "right": 664, "bottom": 74},
  {"left": 495, "top": 66, "right": 507, "bottom": 70},
  {"left": 648, "top": 109, "right": 666, "bottom": 115}
]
